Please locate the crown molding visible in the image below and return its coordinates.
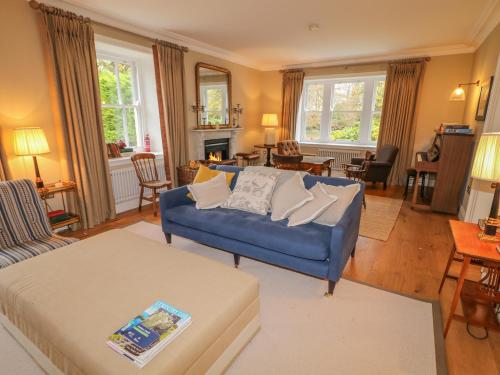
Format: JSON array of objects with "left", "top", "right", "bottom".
[
  {"left": 467, "top": 0, "right": 500, "bottom": 47},
  {"left": 268, "top": 44, "right": 477, "bottom": 71},
  {"left": 38, "top": 0, "right": 262, "bottom": 70}
]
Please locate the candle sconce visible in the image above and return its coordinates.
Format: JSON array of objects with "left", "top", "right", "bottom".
[{"left": 232, "top": 104, "right": 243, "bottom": 128}]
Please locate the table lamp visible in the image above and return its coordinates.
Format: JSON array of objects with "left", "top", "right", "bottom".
[
  {"left": 261, "top": 113, "right": 278, "bottom": 146},
  {"left": 13, "top": 127, "right": 50, "bottom": 188},
  {"left": 470, "top": 132, "right": 500, "bottom": 237}
]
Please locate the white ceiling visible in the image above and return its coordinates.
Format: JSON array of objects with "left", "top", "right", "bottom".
[{"left": 59, "top": 0, "right": 500, "bottom": 70}]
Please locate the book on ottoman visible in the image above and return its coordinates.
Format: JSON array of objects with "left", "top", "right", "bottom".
[{"left": 107, "top": 300, "right": 192, "bottom": 368}]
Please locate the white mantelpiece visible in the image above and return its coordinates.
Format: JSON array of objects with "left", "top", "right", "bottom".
[{"left": 191, "top": 128, "right": 242, "bottom": 160}]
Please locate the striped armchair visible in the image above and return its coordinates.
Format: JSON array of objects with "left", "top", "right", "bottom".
[{"left": 0, "top": 179, "right": 78, "bottom": 269}]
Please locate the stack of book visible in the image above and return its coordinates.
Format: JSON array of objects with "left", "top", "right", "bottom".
[
  {"left": 441, "top": 123, "right": 473, "bottom": 134},
  {"left": 48, "top": 210, "right": 71, "bottom": 224},
  {"left": 107, "top": 301, "right": 192, "bottom": 368}
]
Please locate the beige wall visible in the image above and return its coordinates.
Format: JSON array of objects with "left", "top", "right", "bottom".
[
  {"left": 463, "top": 22, "right": 500, "bottom": 132},
  {"left": 0, "top": 0, "right": 65, "bottom": 182}
]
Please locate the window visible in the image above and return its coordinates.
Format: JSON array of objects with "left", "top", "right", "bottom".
[
  {"left": 297, "top": 75, "right": 386, "bottom": 146},
  {"left": 200, "top": 84, "right": 228, "bottom": 125},
  {"left": 97, "top": 56, "right": 142, "bottom": 148}
]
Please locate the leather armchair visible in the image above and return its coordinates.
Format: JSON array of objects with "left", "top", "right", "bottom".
[
  {"left": 349, "top": 144, "right": 399, "bottom": 189},
  {"left": 277, "top": 140, "right": 315, "bottom": 156}
]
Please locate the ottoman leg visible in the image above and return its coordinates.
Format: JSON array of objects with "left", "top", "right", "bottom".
[
  {"left": 165, "top": 233, "right": 172, "bottom": 244},
  {"left": 233, "top": 254, "right": 240, "bottom": 268}
]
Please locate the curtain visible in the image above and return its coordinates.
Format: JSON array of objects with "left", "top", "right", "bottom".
[
  {"left": 0, "top": 145, "right": 8, "bottom": 181},
  {"left": 152, "top": 40, "right": 188, "bottom": 187},
  {"left": 280, "top": 70, "right": 305, "bottom": 140},
  {"left": 377, "top": 59, "right": 427, "bottom": 185},
  {"left": 38, "top": 4, "right": 116, "bottom": 228}
]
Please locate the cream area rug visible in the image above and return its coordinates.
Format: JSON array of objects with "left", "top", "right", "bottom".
[
  {"left": 360, "top": 195, "right": 403, "bottom": 241},
  {"left": 0, "top": 221, "right": 445, "bottom": 375}
]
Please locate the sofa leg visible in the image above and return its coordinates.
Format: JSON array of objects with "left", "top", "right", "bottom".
[
  {"left": 165, "top": 233, "right": 172, "bottom": 244},
  {"left": 383, "top": 181, "right": 387, "bottom": 190},
  {"left": 233, "top": 254, "right": 240, "bottom": 268},
  {"left": 351, "top": 246, "right": 356, "bottom": 258},
  {"left": 324, "top": 280, "right": 336, "bottom": 296}
]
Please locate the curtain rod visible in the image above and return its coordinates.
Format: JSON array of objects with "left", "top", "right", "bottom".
[
  {"left": 281, "top": 56, "right": 431, "bottom": 72},
  {"left": 29, "top": 0, "right": 189, "bottom": 52}
]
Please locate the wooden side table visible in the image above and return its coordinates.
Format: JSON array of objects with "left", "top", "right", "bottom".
[
  {"left": 38, "top": 181, "right": 81, "bottom": 230},
  {"left": 254, "top": 144, "right": 277, "bottom": 167},
  {"left": 440, "top": 220, "right": 500, "bottom": 337}
]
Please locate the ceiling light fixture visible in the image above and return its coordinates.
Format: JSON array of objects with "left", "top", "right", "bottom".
[{"left": 308, "top": 23, "right": 320, "bottom": 32}]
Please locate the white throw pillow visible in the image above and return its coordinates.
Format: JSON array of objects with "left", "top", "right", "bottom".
[
  {"left": 245, "top": 166, "right": 309, "bottom": 211},
  {"left": 222, "top": 171, "right": 278, "bottom": 215},
  {"left": 271, "top": 172, "right": 313, "bottom": 221},
  {"left": 288, "top": 183, "right": 337, "bottom": 227},
  {"left": 187, "top": 173, "right": 231, "bottom": 209},
  {"left": 313, "top": 183, "right": 360, "bottom": 226}
]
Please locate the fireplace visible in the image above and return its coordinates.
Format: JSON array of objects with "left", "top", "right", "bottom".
[{"left": 204, "top": 138, "right": 229, "bottom": 161}]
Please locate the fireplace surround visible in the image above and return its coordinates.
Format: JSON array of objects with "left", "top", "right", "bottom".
[{"left": 191, "top": 128, "right": 241, "bottom": 161}]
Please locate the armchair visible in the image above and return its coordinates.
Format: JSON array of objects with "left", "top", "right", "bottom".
[
  {"left": 347, "top": 144, "right": 399, "bottom": 189},
  {"left": 277, "top": 140, "right": 315, "bottom": 156}
]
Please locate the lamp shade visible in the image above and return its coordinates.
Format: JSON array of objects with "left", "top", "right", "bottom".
[
  {"left": 470, "top": 132, "right": 500, "bottom": 182},
  {"left": 449, "top": 87, "right": 465, "bottom": 101},
  {"left": 261, "top": 113, "right": 278, "bottom": 127},
  {"left": 13, "top": 127, "right": 50, "bottom": 156}
]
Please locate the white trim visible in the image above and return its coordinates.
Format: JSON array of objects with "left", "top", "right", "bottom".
[
  {"left": 466, "top": 0, "right": 500, "bottom": 47},
  {"left": 36, "top": 0, "right": 496, "bottom": 72}
]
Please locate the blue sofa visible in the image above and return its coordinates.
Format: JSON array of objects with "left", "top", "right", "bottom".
[{"left": 160, "top": 166, "right": 364, "bottom": 295}]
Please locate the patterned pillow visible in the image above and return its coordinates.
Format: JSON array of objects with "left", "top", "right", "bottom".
[{"left": 222, "top": 171, "right": 278, "bottom": 215}]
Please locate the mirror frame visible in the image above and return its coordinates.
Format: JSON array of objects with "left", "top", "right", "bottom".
[{"left": 195, "top": 62, "right": 232, "bottom": 128}]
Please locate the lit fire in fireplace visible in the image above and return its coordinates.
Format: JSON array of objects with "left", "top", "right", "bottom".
[{"left": 208, "top": 152, "right": 222, "bottom": 162}]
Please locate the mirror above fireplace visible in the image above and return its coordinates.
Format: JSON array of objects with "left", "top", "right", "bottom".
[{"left": 195, "top": 63, "right": 232, "bottom": 129}]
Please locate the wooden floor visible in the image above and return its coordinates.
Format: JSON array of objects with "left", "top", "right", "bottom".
[{"left": 66, "top": 184, "right": 499, "bottom": 375}]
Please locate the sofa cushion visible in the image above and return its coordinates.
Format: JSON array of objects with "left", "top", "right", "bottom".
[{"left": 166, "top": 205, "right": 331, "bottom": 261}]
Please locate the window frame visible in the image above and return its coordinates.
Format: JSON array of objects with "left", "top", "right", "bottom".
[
  {"left": 297, "top": 73, "right": 386, "bottom": 147},
  {"left": 96, "top": 53, "right": 144, "bottom": 149}
]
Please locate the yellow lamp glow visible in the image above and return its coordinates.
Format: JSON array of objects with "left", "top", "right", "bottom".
[
  {"left": 13, "top": 127, "right": 50, "bottom": 188},
  {"left": 449, "top": 87, "right": 465, "bottom": 101},
  {"left": 261, "top": 113, "right": 279, "bottom": 145},
  {"left": 13, "top": 127, "right": 50, "bottom": 156},
  {"left": 261, "top": 113, "right": 279, "bottom": 127},
  {"left": 471, "top": 133, "right": 500, "bottom": 231}
]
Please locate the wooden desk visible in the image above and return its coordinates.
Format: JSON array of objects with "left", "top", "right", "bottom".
[
  {"left": 301, "top": 156, "right": 335, "bottom": 176},
  {"left": 254, "top": 144, "right": 277, "bottom": 167},
  {"left": 440, "top": 220, "right": 500, "bottom": 337}
]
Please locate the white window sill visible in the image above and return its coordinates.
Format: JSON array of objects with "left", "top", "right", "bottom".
[
  {"left": 108, "top": 152, "right": 163, "bottom": 169},
  {"left": 299, "top": 142, "right": 376, "bottom": 150}
]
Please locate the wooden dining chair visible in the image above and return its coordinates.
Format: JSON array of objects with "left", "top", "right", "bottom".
[{"left": 131, "top": 153, "right": 171, "bottom": 216}]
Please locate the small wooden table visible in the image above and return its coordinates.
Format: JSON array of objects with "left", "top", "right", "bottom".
[
  {"left": 38, "top": 181, "right": 80, "bottom": 230},
  {"left": 440, "top": 220, "right": 500, "bottom": 337},
  {"left": 301, "top": 156, "right": 335, "bottom": 176},
  {"left": 254, "top": 144, "right": 277, "bottom": 167}
]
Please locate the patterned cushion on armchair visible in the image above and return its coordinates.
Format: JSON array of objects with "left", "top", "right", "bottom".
[{"left": 0, "top": 179, "right": 78, "bottom": 268}]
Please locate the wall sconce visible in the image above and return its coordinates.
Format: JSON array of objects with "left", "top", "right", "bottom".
[
  {"left": 232, "top": 104, "right": 243, "bottom": 127},
  {"left": 449, "top": 80, "right": 480, "bottom": 101}
]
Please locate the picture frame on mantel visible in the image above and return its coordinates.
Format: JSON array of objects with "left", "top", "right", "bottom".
[{"left": 475, "top": 76, "right": 494, "bottom": 121}]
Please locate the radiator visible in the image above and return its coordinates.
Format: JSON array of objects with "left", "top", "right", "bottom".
[
  {"left": 110, "top": 158, "right": 167, "bottom": 213},
  {"left": 317, "top": 148, "right": 365, "bottom": 171}
]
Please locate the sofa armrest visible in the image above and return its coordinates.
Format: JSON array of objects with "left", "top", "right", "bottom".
[
  {"left": 327, "top": 184, "right": 363, "bottom": 282},
  {"left": 160, "top": 186, "right": 191, "bottom": 210}
]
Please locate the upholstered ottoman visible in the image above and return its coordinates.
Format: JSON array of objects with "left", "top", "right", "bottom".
[{"left": 0, "top": 230, "right": 260, "bottom": 375}]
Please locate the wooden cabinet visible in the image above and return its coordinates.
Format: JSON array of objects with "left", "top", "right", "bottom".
[{"left": 431, "top": 134, "right": 474, "bottom": 214}]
